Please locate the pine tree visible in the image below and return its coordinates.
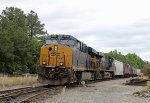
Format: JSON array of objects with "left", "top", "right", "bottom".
[{"left": 27, "top": 10, "right": 45, "bottom": 39}]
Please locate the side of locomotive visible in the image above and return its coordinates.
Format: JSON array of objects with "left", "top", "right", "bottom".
[{"left": 37, "top": 35, "right": 105, "bottom": 85}]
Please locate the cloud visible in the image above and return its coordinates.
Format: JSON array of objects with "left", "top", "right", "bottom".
[{"left": 0, "top": 0, "right": 150, "bottom": 61}]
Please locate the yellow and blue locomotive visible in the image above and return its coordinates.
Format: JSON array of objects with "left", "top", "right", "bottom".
[{"left": 37, "top": 34, "right": 115, "bottom": 85}]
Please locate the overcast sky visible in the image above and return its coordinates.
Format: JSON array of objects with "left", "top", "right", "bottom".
[{"left": 1, "top": 0, "right": 150, "bottom": 61}]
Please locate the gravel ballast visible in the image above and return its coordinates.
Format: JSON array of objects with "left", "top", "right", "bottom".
[{"left": 41, "top": 78, "right": 150, "bottom": 103}]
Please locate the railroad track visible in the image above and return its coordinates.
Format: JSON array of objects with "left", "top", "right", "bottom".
[
  {"left": 0, "top": 78, "right": 125, "bottom": 103},
  {"left": 0, "top": 85, "right": 54, "bottom": 102},
  {"left": 0, "top": 85, "right": 64, "bottom": 103},
  {"left": 19, "top": 86, "right": 64, "bottom": 103}
]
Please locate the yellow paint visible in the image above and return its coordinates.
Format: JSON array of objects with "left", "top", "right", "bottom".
[
  {"left": 39, "top": 44, "right": 97, "bottom": 71},
  {"left": 72, "top": 65, "right": 96, "bottom": 71},
  {"left": 39, "top": 44, "right": 72, "bottom": 68}
]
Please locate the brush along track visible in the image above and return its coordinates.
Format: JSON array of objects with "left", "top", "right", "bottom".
[
  {"left": 19, "top": 86, "right": 64, "bottom": 103},
  {"left": 0, "top": 85, "right": 49, "bottom": 102}
]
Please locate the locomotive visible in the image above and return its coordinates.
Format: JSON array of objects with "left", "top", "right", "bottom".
[{"left": 37, "top": 34, "right": 115, "bottom": 85}]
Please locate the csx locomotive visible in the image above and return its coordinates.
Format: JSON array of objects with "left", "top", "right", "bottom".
[{"left": 37, "top": 35, "right": 115, "bottom": 85}]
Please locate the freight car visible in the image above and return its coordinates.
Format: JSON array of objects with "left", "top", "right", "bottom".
[
  {"left": 137, "top": 69, "right": 141, "bottom": 76},
  {"left": 114, "top": 60, "right": 124, "bottom": 77},
  {"left": 123, "top": 64, "right": 132, "bottom": 77},
  {"left": 131, "top": 68, "right": 141, "bottom": 77},
  {"left": 132, "top": 68, "right": 138, "bottom": 77}
]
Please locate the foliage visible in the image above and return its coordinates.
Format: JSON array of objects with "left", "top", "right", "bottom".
[
  {"left": 27, "top": 10, "right": 45, "bottom": 39},
  {"left": 107, "top": 50, "right": 126, "bottom": 63},
  {"left": 0, "top": 7, "right": 45, "bottom": 74},
  {"left": 107, "top": 50, "right": 144, "bottom": 69},
  {"left": 125, "top": 53, "right": 144, "bottom": 69}
]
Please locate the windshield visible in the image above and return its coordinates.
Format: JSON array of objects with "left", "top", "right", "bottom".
[
  {"left": 60, "top": 39, "right": 75, "bottom": 46},
  {"left": 46, "top": 40, "right": 58, "bottom": 44}
]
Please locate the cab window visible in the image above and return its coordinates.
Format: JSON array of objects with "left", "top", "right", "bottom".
[{"left": 60, "top": 39, "right": 75, "bottom": 47}]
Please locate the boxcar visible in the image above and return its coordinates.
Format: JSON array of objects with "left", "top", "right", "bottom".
[
  {"left": 123, "top": 64, "right": 132, "bottom": 77},
  {"left": 137, "top": 69, "right": 141, "bottom": 76},
  {"left": 114, "top": 60, "right": 124, "bottom": 77},
  {"left": 132, "top": 68, "right": 137, "bottom": 76}
]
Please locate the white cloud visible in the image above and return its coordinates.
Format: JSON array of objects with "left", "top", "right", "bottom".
[{"left": 0, "top": 0, "right": 150, "bottom": 61}]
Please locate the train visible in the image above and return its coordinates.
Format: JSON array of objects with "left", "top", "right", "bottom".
[{"left": 37, "top": 34, "right": 141, "bottom": 85}]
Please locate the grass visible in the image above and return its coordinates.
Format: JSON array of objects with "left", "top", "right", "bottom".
[{"left": 0, "top": 75, "right": 38, "bottom": 88}]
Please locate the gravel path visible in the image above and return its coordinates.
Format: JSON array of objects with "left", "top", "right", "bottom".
[{"left": 38, "top": 78, "right": 150, "bottom": 103}]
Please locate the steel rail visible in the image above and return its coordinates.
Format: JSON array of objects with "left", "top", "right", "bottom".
[
  {"left": 19, "top": 86, "right": 64, "bottom": 103},
  {"left": 0, "top": 85, "right": 48, "bottom": 101}
]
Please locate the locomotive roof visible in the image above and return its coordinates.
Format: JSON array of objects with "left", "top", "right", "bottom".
[
  {"left": 46, "top": 34, "right": 77, "bottom": 41},
  {"left": 46, "top": 34, "right": 103, "bottom": 56},
  {"left": 46, "top": 34, "right": 88, "bottom": 46}
]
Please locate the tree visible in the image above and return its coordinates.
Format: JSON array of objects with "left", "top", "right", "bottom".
[
  {"left": 0, "top": 30, "right": 14, "bottom": 73},
  {"left": 107, "top": 50, "right": 126, "bottom": 63},
  {"left": 27, "top": 38, "right": 44, "bottom": 73},
  {"left": 27, "top": 10, "right": 45, "bottom": 39},
  {"left": 0, "top": 7, "right": 31, "bottom": 73},
  {"left": 107, "top": 50, "right": 144, "bottom": 69},
  {"left": 0, "top": 7, "right": 46, "bottom": 74},
  {"left": 26, "top": 10, "right": 46, "bottom": 73},
  {"left": 125, "top": 53, "right": 144, "bottom": 69}
]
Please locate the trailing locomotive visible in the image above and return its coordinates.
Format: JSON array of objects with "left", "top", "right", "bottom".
[
  {"left": 37, "top": 34, "right": 141, "bottom": 85},
  {"left": 37, "top": 35, "right": 115, "bottom": 85}
]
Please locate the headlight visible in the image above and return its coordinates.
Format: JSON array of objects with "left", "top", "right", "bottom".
[
  {"left": 54, "top": 46, "right": 58, "bottom": 51},
  {"left": 60, "top": 62, "right": 63, "bottom": 66},
  {"left": 42, "top": 61, "right": 46, "bottom": 65}
]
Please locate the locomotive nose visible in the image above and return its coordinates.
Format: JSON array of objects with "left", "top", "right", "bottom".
[
  {"left": 39, "top": 43, "right": 72, "bottom": 68},
  {"left": 47, "top": 44, "right": 65, "bottom": 67}
]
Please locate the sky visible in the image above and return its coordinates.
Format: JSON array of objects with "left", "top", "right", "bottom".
[{"left": 0, "top": 0, "right": 150, "bottom": 61}]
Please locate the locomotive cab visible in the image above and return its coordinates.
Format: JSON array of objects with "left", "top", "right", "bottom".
[{"left": 38, "top": 35, "right": 75, "bottom": 85}]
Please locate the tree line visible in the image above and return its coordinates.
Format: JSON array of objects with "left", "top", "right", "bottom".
[
  {"left": 107, "top": 50, "right": 145, "bottom": 69},
  {"left": 0, "top": 7, "right": 46, "bottom": 74}
]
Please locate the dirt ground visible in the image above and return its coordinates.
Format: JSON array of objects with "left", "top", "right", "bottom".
[{"left": 41, "top": 78, "right": 150, "bottom": 103}]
